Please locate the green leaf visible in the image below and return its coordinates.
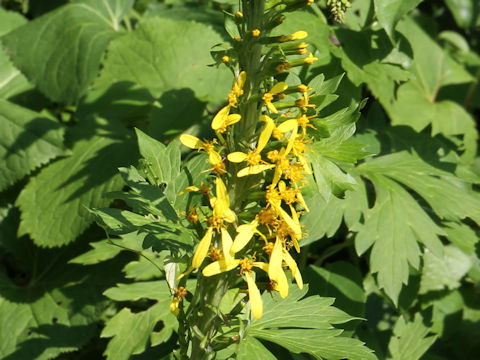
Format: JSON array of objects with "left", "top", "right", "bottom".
[
  {"left": 374, "top": 0, "right": 423, "bottom": 38},
  {"left": 246, "top": 285, "right": 376, "bottom": 360},
  {"left": 306, "top": 262, "right": 366, "bottom": 318},
  {"left": 0, "top": 237, "right": 126, "bottom": 359},
  {"left": 69, "top": 239, "right": 121, "bottom": 265},
  {"left": 96, "top": 17, "right": 231, "bottom": 109},
  {"left": 358, "top": 151, "right": 480, "bottom": 224},
  {"left": 1, "top": 0, "right": 134, "bottom": 104},
  {"left": 16, "top": 119, "right": 138, "bottom": 247},
  {"left": 420, "top": 245, "right": 472, "bottom": 294},
  {"left": 237, "top": 336, "right": 277, "bottom": 360},
  {"left": 101, "top": 281, "right": 176, "bottom": 360},
  {"left": 387, "top": 314, "right": 437, "bottom": 360},
  {"left": 443, "top": 222, "right": 479, "bottom": 255},
  {"left": 395, "top": 17, "right": 474, "bottom": 100},
  {"left": 444, "top": 0, "right": 476, "bottom": 28},
  {"left": 136, "top": 129, "right": 180, "bottom": 187},
  {"left": 301, "top": 179, "right": 368, "bottom": 246},
  {"left": 0, "top": 9, "right": 31, "bottom": 99},
  {"left": 353, "top": 174, "right": 445, "bottom": 304},
  {"left": 0, "top": 99, "right": 66, "bottom": 191},
  {"left": 310, "top": 153, "right": 357, "bottom": 200}
]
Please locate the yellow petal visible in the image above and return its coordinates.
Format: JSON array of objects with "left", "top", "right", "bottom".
[
  {"left": 268, "top": 237, "right": 283, "bottom": 281},
  {"left": 283, "top": 250, "right": 303, "bottom": 289},
  {"left": 224, "top": 208, "right": 236, "bottom": 223},
  {"left": 215, "top": 177, "right": 230, "bottom": 216},
  {"left": 237, "top": 164, "right": 275, "bottom": 177},
  {"left": 180, "top": 134, "right": 203, "bottom": 149},
  {"left": 226, "top": 114, "right": 242, "bottom": 126},
  {"left": 284, "top": 126, "right": 298, "bottom": 155},
  {"left": 208, "top": 151, "right": 222, "bottom": 166},
  {"left": 202, "top": 258, "right": 240, "bottom": 276},
  {"left": 270, "top": 82, "right": 288, "bottom": 95},
  {"left": 257, "top": 117, "right": 275, "bottom": 152},
  {"left": 253, "top": 261, "right": 269, "bottom": 273},
  {"left": 211, "top": 105, "right": 231, "bottom": 130},
  {"left": 245, "top": 272, "right": 263, "bottom": 320},
  {"left": 227, "top": 152, "right": 248, "bottom": 163},
  {"left": 179, "top": 186, "right": 200, "bottom": 195},
  {"left": 237, "top": 71, "right": 247, "bottom": 90},
  {"left": 192, "top": 227, "right": 213, "bottom": 268},
  {"left": 266, "top": 101, "right": 278, "bottom": 114},
  {"left": 296, "top": 190, "right": 309, "bottom": 212},
  {"left": 276, "top": 119, "right": 298, "bottom": 133},
  {"left": 276, "top": 205, "right": 302, "bottom": 241},
  {"left": 231, "top": 220, "right": 258, "bottom": 253},
  {"left": 221, "top": 228, "right": 234, "bottom": 261},
  {"left": 275, "top": 269, "right": 289, "bottom": 298}
]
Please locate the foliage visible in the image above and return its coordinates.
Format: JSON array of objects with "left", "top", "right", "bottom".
[{"left": 0, "top": 0, "right": 479, "bottom": 359}]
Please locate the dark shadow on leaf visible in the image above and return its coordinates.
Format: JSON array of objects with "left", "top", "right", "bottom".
[
  {"left": 3, "top": 324, "right": 96, "bottom": 360},
  {"left": 4, "top": 116, "right": 64, "bottom": 160},
  {"left": 147, "top": 88, "right": 207, "bottom": 141}
]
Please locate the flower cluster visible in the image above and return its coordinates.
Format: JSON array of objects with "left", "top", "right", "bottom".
[{"left": 175, "top": 2, "right": 320, "bottom": 320}]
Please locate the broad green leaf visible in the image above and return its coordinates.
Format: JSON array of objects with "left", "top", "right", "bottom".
[
  {"left": 395, "top": 18, "right": 474, "bottom": 101},
  {"left": 246, "top": 285, "right": 376, "bottom": 360},
  {"left": 310, "top": 153, "right": 357, "bottom": 200},
  {"left": 0, "top": 9, "right": 30, "bottom": 99},
  {"left": 420, "top": 290, "right": 464, "bottom": 337},
  {"left": 96, "top": 17, "right": 231, "bottom": 109},
  {"left": 358, "top": 151, "right": 480, "bottom": 224},
  {"left": 101, "top": 281, "right": 176, "bottom": 359},
  {"left": 420, "top": 245, "right": 472, "bottom": 294},
  {"left": 69, "top": 239, "right": 121, "bottom": 265},
  {"left": 0, "top": 99, "right": 65, "bottom": 191},
  {"left": 306, "top": 262, "right": 366, "bottom": 318},
  {"left": 374, "top": 0, "right": 423, "bottom": 38},
  {"left": 101, "top": 303, "right": 175, "bottom": 360},
  {"left": 0, "top": 8, "right": 27, "bottom": 37},
  {"left": 301, "top": 179, "right": 368, "bottom": 246},
  {"left": 443, "top": 222, "right": 479, "bottom": 255},
  {"left": 16, "top": 120, "right": 138, "bottom": 247},
  {"left": 237, "top": 336, "right": 277, "bottom": 360},
  {"left": 1, "top": 0, "right": 134, "bottom": 104},
  {"left": 388, "top": 82, "right": 477, "bottom": 161},
  {"left": 0, "top": 237, "right": 126, "bottom": 359},
  {"left": 332, "top": 28, "right": 411, "bottom": 106},
  {"left": 444, "top": 0, "right": 476, "bottom": 28},
  {"left": 136, "top": 129, "right": 180, "bottom": 187},
  {"left": 387, "top": 314, "right": 437, "bottom": 360},
  {"left": 353, "top": 174, "right": 445, "bottom": 304}
]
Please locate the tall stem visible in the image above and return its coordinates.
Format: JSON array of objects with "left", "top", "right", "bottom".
[{"left": 190, "top": 273, "right": 230, "bottom": 360}]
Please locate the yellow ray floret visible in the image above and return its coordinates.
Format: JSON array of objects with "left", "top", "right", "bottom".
[{"left": 262, "top": 82, "right": 288, "bottom": 113}]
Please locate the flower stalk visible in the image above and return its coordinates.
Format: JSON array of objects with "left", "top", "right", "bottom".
[{"left": 174, "top": 0, "right": 320, "bottom": 357}]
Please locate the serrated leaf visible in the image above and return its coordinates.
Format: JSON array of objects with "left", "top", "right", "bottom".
[
  {"left": 310, "top": 153, "right": 357, "bottom": 200},
  {"left": 136, "top": 129, "right": 180, "bottom": 187},
  {"left": 443, "top": 222, "right": 479, "bottom": 255},
  {"left": 353, "top": 174, "right": 445, "bottom": 304},
  {"left": 101, "top": 303, "right": 175, "bottom": 360},
  {"left": 69, "top": 239, "right": 121, "bottom": 265},
  {"left": 246, "top": 285, "right": 376, "bottom": 360},
  {"left": 0, "top": 8, "right": 27, "bottom": 37},
  {"left": 1, "top": 0, "right": 134, "bottom": 104},
  {"left": 16, "top": 120, "right": 138, "bottom": 247},
  {"left": 0, "top": 238, "right": 126, "bottom": 359},
  {"left": 420, "top": 245, "right": 472, "bottom": 294},
  {"left": 358, "top": 151, "right": 480, "bottom": 224},
  {"left": 374, "top": 0, "right": 423, "bottom": 38},
  {"left": 237, "top": 336, "right": 277, "bottom": 360},
  {"left": 96, "top": 17, "right": 231, "bottom": 109},
  {"left": 306, "top": 262, "right": 366, "bottom": 318},
  {"left": 0, "top": 99, "right": 65, "bottom": 191},
  {"left": 101, "top": 281, "right": 176, "bottom": 360},
  {"left": 301, "top": 179, "right": 368, "bottom": 246},
  {"left": 388, "top": 314, "right": 437, "bottom": 360}
]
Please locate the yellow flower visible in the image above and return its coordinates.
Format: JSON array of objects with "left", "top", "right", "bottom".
[
  {"left": 290, "top": 31, "right": 308, "bottom": 41},
  {"left": 245, "top": 271, "right": 263, "bottom": 319},
  {"left": 179, "top": 134, "right": 225, "bottom": 175},
  {"left": 252, "top": 29, "right": 261, "bottom": 37},
  {"left": 192, "top": 227, "right": 214, "bottom": 268},
  {"left": 230, "top": 218, "right": 267, "bottom": 254},
  {"left": 211, "top": 105, "right": 242, "bottom": 133},
  {"left": 262, "top": 82, "right": 288, "bottom": 113},
  {"left": 268, "top": 237, "right": 289, "bottom": 298},
  {"left": 228, "top": 71, "right": 247, "bottom": 107},
  {"left": 303, "top": 52, "right": 318, "bottom": 65}
]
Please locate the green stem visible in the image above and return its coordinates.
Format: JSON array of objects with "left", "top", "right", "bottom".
[{"left": 190, "top": 273, "right": 230, "bottom": 360}]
